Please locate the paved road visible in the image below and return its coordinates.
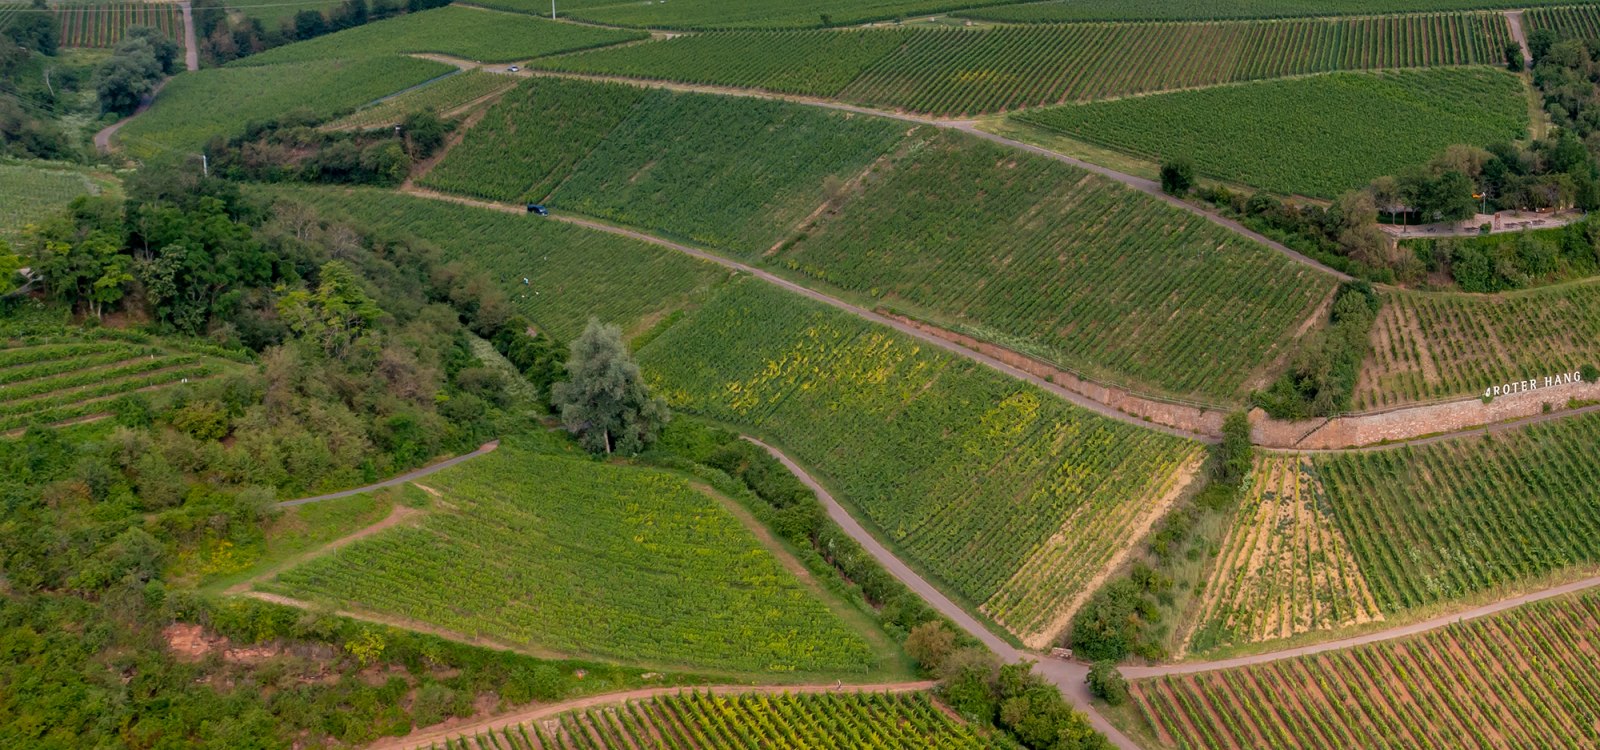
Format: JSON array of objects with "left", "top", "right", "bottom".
[
  {"left": 742, "top": 437, "right": 1144, "bottom": 750},
  {"left": 400, "top": 186, "right": 1214, "bottom": 443},
  {"left": 180, "top": 2, "right": 199, "bottom": 71},
  {"left": 276, "top": 440, "right": 498, "bottom": 508}
]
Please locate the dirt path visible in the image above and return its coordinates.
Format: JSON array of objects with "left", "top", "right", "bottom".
[
  {"left": 372, "top": 681, "right": 937, "bottom": 750},
  {"left": 276, "top": 440, "right": 498, "bottom": 508},
  {"left": 443, "top": 61, "right": 1353, "bottom": 283},
  {"left": 399, "top": 185, "right": 1213, "bottom": 443},
  {"left": 93, "top": 80, "right": 166, "bottom": 154},
  {"left": 224, "top": 503, "right": 422, "bottom": 596},
  {"left": 1506, "top": 10, "right": 1533, "bottom": 67},
  {"left": 180, "top": 2, "right": 199, "bottom": 71},
  {"left": 740, "top": 437, "right": 1143, "bottom": 750},
  {"left": 1125, "top": 573, "right": 1600, "bottom": 679}
]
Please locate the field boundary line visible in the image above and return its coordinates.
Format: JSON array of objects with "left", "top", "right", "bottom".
[{"left": 371, "top": 680, "right": 938, "bottom": 750}]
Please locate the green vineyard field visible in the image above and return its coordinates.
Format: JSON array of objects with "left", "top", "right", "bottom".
[
  {"left": 1012, "top": 67, "right": 1526, "bottom": 198},
  {"left": 118, "top": 56, "right": 454, "bottom": 156},
  {"left": 534, "top": 29, "right": 910, "bottom": 96},
  {"left": 1134, "top": 589, "right": 1600, "bottom": 749},
  {"left": 775, "top": 130, "right": 1334, "bottom": 403},
  {"left": 418, "top": 77, "right": 650, "bottom": 205},
  {"left": 472, "top": 0, "right": 1020, "bottom": 30},
  {"left": 431, "top": 690, "right": 1006, "bottom": 749},
  {"left": 1524, "top": 4, "right": 1600, "bottom": 38},
  {"left": 55, "top": 1, "right": 181, "bottom": 48},
  {"left": 964, "top": 0, "right": 1566, "bottom": 22},
  {"left": 638, "top": 279, "right": 1200, "bottom": 644},
  {"left": 1355, "top": 283, "right": 1600, "bottom": 407},
  {"left": 274, "top": 187, "right": 729, "bottom": 341},
  {"left": 231, "top": 6, "right": 643, "bottom": 67},
  {"left": 1315, "top": 411, "right": 1600, "bottom": 612},
  {"left": 541, "top": 13, "right": 1513, "bottom": 115},
  {"left": 323, "top": 70, "right": 515, "bottom": 130},
  {"left": 0, "top": 163, "right": 99, "bottom": 239},
  {"left": 546, "top": 89, "right": 904, "bottom": 253},
  {"left": 0, "top": 334, "right": 231, "bottom": 434},
  {"left": 265, "top": 446, "right": 878, "bottom": 673}
]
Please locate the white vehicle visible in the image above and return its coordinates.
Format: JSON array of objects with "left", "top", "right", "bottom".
[{"left": 508, "top": 65, "right": 521, "bottom": 72}]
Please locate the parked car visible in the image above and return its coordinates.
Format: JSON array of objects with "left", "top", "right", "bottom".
[
  {"left": 508, "top": 65, "right": 520, "bottom": 72},
  {"left": 527, "top": 203, "right": 549, "bottom": 216}
]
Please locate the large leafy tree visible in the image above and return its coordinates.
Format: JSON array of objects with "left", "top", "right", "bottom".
[
  {"left": 277, "top": 260, "right": 383, "bottom": 356},
  {"left": 551, "top": 319, "right": 668, "bottom": 455}
]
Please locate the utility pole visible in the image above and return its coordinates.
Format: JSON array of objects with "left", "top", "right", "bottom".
[
  {"left": 201, "top": 153, "right": 208, "bottom": 177},
  {"left": 551, "top": 0, "right": 556, "bottom": 20}
]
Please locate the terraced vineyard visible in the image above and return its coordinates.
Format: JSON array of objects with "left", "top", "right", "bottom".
[
  {"left": 323, "top": 70, "right": 514, "bottom": 130},
  {"left": 638, "top": 279, "right": 1200, "bottom": 646},
  {"left": 279, "top": 187, "right": 729, "bottom": 341},
  {"left": 432, "top": 690, "right": 1003, "bottom": 749},
  {"left": 546, "top": 89, "right": 905, "bottom": 253},
  {"left": 1525, "top": 4, "right": 1600, "bottom": 37},
  {"left": 1314, "top": 412, "right": 1600, "bottom": 613},
  {"left": 963, "top": 0, "right": 1566, "bottom": 22},
  {"left": 264, "top": 446, "right": 878, "bottom": 673},
  {"left": 56, "top": 1, "right": 181, "bottom": 48},
  {"left": 118, "top": 56, "right": 455, "bottom": 156},
  {"left": 1133, "top": 589, "right": 1600, "bottom": 749},
  {"left": 0, "top": 163, "right": 99, "bottom": 239},
  {"left": 1185, "top": 456, "right": 1383, "bottom": 655},
  {"left": 476, "top": 0, "right": 1022, "bottom": 29},
  {"left": 232, "top": 6, "right": 642, "bottom": 67},
  {"left": 419, "top": 77, "right": 650, "bottom": 204},
  {"left": 1354, "top": 284, "right": 1600, "bottom": 408},
  {"left": 1012, "top": 67, "right": 1527, "bottom": 198},
  {"left": 776, "top": 131, "right": 1334, "bottom": 403},
  {"left": 0, "top": 335, "right": 228, "bottom": 434}
]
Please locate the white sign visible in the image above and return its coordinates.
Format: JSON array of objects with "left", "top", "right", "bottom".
[{"left": 1483, "top": 371, "right": 1585, "bottom": 399}]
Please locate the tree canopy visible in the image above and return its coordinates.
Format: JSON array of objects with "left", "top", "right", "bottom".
[{"left": 551, "top": 319, "right": 668, "bottom": 455}]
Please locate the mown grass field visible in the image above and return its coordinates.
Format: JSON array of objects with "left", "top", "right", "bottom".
[
  {"left": 963, "top": 0, "right": 1564, "bottom": 22},
  {"left": 1185, "top": 455, "right": 1384, "bottom": 656},
  {"left": 775, "top": 130, "right": 1335, "bottom": 403},
  {"left": 1355, "top": 283, "right": 1600, "bottom": 408},
  {"left": 118, "top": 56, "right": 454, "bottom": 156},
  {"left": 433, "top": 691, "right": 1007, "bottom": 750},
  {"left": 539, "top": 13, "right": 1512, "bottom": 116},
  {"left": 323, "top": 70, "right": 515, "bottom": 131},
  {"left": 1012, "top": 67, "right": 1527, "bottom": 198},
  {"left": 0, "top": 162, "right": 99, "bottom": 239},
  {"left": 638, "top": 279, "right": 1200, "bottom": 645},
  {"left": 1133, "top": 589, "right": 1600, "bottom": 749},
  {"left": 263, "top": 446, "right": 879, "bottom": 674},
  {"left": 274, "top": 187, "right": 729, "bottom": 341},
  {"left": 1316, "top": 411, "right": 1600, "bottom": 613},
  {"left": 232, "top": 6, "right": 644, "bottom": 66},
  {"left": 0, "top": 332, "right": 235, "bottom": 434},
  {"left": 418, "top": 77, "right": 650, "bottom": 205}
]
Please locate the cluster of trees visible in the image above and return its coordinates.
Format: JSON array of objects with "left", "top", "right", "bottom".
[
  {"left": 207, "top": 110, "right": 453, "bottom": 187},
  {"left": 1068, "top": 414, "right": 1254, "bottom": 663},
  {"left": 1411, "top": 219, "right": 1600, "bottom": 292},
  {"left": 0, "top": 1, "right": 78, "bottom": 159},
  {"left": 93, "top": 26, "right": 181, "bottom": 116},
  {"left": 193, "top": 0, "right": 450, "bottom": 65},
  {"left": 904, "top": 624, "right": 1108, "bottom": 750},
  {"left": 1252, "top": 281, "right": 1380, "bottom": 420}
]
